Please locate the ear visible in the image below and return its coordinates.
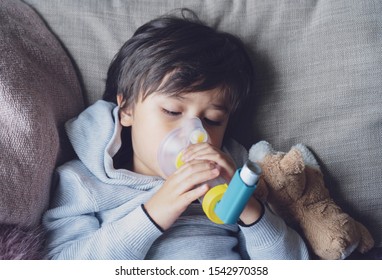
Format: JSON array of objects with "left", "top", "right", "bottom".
[
  {"left": 280, "top": 148, "right": 305, "bottom": 175},
  {"left": 249, "top": 141, "right": 275, "bottom": 162},
  {"left": 292, "top": 143, "right": 320, "bottom": 169},
  {"left": 117, "top": 94, "right": 133, "bottom": 127}
]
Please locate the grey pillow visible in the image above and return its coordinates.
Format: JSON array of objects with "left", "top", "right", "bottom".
[
  {"left": 239, "top": 1, "right": 382, "bottom": 249},
  {"left": 23, "top": 0, "right": 382, "bottom": 248},
  {"left": 0, "top": 0, "right": 84, "bottom": 227}
]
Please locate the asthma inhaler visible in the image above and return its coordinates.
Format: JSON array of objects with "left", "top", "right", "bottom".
[
  {"left": 202, "top": 160, "right": 262, "bottom": 224},
  {"left": 157, "top": 117, "right": 227, "bottom": 200},
  {"left": 157, "top": 118, "right": 209, "bottom": 177},
  {"left": 157, "top": 117, "right": 262, "bottom": 224}
]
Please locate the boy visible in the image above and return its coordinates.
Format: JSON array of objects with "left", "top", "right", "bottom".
[{"left": 43, "top": 11, "right": 309, "bottom": 259}]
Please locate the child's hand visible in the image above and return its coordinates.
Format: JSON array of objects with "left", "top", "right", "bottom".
[
  {"left": 144, "top": 159, "right": 219, "bottom": 231},
  {"left": 239, "top": 196, "right": 263, "bottom": 225},
  {"left": 181, "top": 142, "right": 236, "bottom": 182},
  {"left": 183, "top": 143, "right": 263, "bottom": 225}
]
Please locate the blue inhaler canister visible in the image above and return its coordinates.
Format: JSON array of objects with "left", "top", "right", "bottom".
[{"left": 202, "top": 160, "right": 262, "bottom": 224}]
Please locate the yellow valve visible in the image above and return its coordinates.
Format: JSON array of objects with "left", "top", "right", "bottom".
[
  {"left": 202, "top": 184, "right": 228, "bottom": 224},
  {"left": 175, "top": 151, "right": 185, "bottom": 169},
  {"left": 175, "top": 129, "right": 207, "bottom": 169},
  {"left": 190, "top": 129, "right": 207, "bottom": 144}
]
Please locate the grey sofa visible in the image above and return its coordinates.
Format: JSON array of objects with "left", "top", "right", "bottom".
[{"left": 0, "top": 0, "right": 381, "bottom": 259}]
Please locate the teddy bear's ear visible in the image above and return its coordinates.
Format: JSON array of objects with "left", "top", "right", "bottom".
[
  {"left": 280, "top": 148, "right": 305, "bottom": 175},
  {"left": 292, "top": 143, "right": 320, "bottom": 169},
  {"left": 249, "top": 141, "right": 275, "bottom": 162}
]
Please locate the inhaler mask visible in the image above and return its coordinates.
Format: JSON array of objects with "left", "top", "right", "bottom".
[
  {"left": 157, "top": 117, "right": 262, "bottom": 225},
  {"left": 157, "top": 117, "right": 209, "bottom": 177}
]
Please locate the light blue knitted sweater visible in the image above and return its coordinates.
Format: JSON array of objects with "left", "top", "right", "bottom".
[{"left": 42, "top": 100, "right": 309, "bottom": 260}]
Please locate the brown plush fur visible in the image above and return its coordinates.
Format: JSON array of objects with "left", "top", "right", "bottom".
[{"left": 249, "top": 141, "right": 374, "bottom": 260}]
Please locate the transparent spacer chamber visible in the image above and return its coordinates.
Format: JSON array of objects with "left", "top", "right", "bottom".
[{"left": 157, "top": 117, "right": 209, "bottom": 177}]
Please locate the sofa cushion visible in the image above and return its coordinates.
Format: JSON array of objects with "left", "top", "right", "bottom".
[
  {"left": 23, "top": 0, "right": 382, "bottom": 247},
  {"left": 239, "top": 1, "right": 382, "bottom": 249},
  {"left": 0, "top": 0, "right": 84, "bottom": 227}
]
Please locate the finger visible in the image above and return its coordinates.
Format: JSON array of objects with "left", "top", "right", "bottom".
[
  {"left": 182, "top": 143, "right": 218, "bottom": 162},
  {"left": 173, "top": 162, "right": 220, "bottom": 194},
  {"left": 182, "top": 145, "right": 222, "bottom": 162},
  {"left": 179, "top": 184, "right": 209, "bottom": 205},
  {"left": 184, "top": 151, "right": 236, "bottom": 180},
  {"left": 174, "top": 159, "right": 215, "bottom": 177},
  {"left": 179, "top": 166, "right": 219, "bottom": 193},
  {"left": 165, "top": 160, "right": 213, "bottom": 194}
]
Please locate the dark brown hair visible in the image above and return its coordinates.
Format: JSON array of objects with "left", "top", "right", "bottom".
[{"left": 103, "top": 9, "right": 254, "bottom": 114}]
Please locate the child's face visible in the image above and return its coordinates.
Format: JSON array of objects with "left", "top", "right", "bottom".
[{"left": 118, "top": 88, "right": 230, "bottom": 178}]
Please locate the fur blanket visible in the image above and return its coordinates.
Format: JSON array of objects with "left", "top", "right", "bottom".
[{"left": 0, "top": 224, "right": 44, "bottom": 260}]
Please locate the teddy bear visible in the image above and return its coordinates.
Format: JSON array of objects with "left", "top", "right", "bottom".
[{"left": 249, "top": 141, "right": 375, "bottom": 260}]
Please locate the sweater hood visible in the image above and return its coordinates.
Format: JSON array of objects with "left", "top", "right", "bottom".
[{"left": 65, "top": 100, "right": 163, "bottom": 188}]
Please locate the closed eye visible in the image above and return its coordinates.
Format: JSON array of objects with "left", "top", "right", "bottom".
[
  {"left": 204, "top": 118, "right": 223, "bottom": 126},
  {"left": 162, "top": 108, "right": 181, "bottom": 116}
]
